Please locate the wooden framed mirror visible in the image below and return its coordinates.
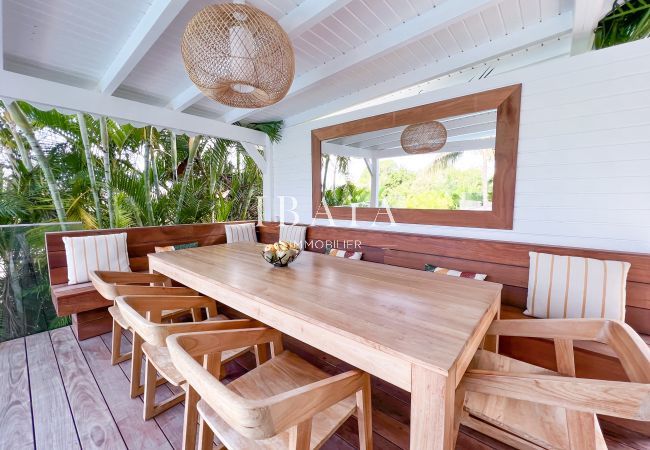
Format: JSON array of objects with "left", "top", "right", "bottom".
[{"left": 311, "top": 84, "right": 521, "bottom": 229}]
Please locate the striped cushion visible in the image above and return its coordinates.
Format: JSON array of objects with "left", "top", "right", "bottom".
[
  {"left": 279, "top": 224, "right": 307, "bottom": 249},
  {"left": 327, "top": 248, "right": 362, "bottom": 260},
  {"left": 525, "top": 252, "right": 630, "bottom": 320},
  {"left": 424, "top": 264, "right": 487, "bottom": 281},
  {"left": 63, "top": 233, "right": 131, "bottom": 285},
  {"left": 225, "top": 223, "right": 257, "bottom": 243},
  {"left": 154, "top": 242, "right": 198, "bottom": 252}
]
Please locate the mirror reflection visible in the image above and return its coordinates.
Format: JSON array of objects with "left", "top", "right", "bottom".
[{"left": 321, "top": 109, "right": 497, "bottom": 211}]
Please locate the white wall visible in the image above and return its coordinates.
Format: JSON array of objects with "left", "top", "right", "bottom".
[{"left": 270, "top": 38, "right": 650, "bottom": 253}]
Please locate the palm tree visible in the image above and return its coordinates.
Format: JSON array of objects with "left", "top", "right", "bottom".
[
  {"left": 5, "top": 102, "right": 68, "bottom": 229},
  {"left": 99, "top": 117, "right": 116, "bottom": 228},
  {"left": 77, "top": 113, "right": 102, "bottom": 227},
  {"left": 176, "top": 135, "right": 202, "bottom": 222}
]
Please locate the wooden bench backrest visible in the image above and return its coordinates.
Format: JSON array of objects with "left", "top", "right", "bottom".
[
  {"left": 45, "top": 222, "right": 256, "bottom": 286},
  {"left": 259, "top": 222, "right": 650, "bottom": 335}
]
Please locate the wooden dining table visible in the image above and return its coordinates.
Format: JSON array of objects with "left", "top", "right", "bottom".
[{"left": 148, "top": 242, "right": 502, "bottom": 449}]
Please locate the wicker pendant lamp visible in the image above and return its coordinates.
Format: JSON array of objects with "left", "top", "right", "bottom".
[
  {"left": 181, "top": 2, "right": 295, "bottom": 109},
  {"left": 400, "top": 121, "right": 448, "bottom": 154}
]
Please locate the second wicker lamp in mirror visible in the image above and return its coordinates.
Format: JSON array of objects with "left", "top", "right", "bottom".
[{"left": 400, "top": 121, "right": 448, "bottom": 154}]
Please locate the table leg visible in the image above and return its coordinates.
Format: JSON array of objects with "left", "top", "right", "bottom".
[{"left": 410, "top": 365, "right": 455, "bottom": 450}]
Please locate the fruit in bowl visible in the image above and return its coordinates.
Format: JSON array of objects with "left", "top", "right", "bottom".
[{"left": 262, "top": 241, "right": 301, "bottom": 267}]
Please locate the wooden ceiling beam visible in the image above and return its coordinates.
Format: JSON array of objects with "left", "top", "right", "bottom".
[
  {"left": 571, "top": 0, "right": 611, "bottom": 55},
  {"left": 0, "top": 69, "right": 268, "bottom": 145},
  {"left": 98, "top": 0, "right": 189, "bottom": 95}
]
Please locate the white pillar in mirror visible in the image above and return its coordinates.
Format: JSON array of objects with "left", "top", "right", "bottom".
[{"left": 370, "top": 157, "right": 379, "bottom": 208}]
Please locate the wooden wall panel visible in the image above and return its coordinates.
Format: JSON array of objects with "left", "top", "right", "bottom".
[{"left": 260, "top": 222, "right": 650, "bottom": 335}]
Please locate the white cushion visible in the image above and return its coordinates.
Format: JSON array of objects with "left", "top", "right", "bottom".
[
  {"left": 279, "top": 224, "right": 307, "bottom": 249},
  {"left": 225, "top": 223, "right": 257, "bottom": 243},
  {"left": 525, "top": 251, "right": 630, "bottom": 320},
  {"left": 63, "top": 233, "right": 131, "bottom": 285}
]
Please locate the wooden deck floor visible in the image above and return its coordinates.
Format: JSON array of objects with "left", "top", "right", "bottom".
[{"left": 1, "top": 327, "right": 648, "bottom": 450}]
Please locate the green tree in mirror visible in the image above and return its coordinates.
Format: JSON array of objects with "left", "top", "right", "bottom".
[{"left": 594, "top": 0, "right": 650, "bottom": 49}]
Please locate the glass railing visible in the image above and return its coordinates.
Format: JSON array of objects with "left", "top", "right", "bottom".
[{"left": 0, "top": 222, "right": 83, "bottom": 342}]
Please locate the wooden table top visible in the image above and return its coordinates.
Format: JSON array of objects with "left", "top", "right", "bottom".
[{"left": 148, "top": 243, "right": 502, "bottom": 375}]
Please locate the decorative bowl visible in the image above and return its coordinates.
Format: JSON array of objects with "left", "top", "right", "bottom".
[{"left": 262, "top": 241, "right": 301, "bottom": 267}]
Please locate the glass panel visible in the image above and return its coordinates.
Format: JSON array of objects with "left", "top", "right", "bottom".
[
  {"left": 322, "top": 109, "right": 497, "bottom": 210},
  {"left": 0, "top": 222, "right": 83, "bottom": 342}
]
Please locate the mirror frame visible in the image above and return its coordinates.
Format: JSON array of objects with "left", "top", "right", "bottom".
[{"left": 311, "top": 84, "right": 521, "bottom": 229}]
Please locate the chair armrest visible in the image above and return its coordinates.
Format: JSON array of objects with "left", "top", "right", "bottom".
[
  {"left": 116, "top": 295, "right": 212, "bottom": 314},
  {"left": 487, "top": 319, "right": 607, "bottom": 342},
  {"left": 262, "top": 370, "right": 369, "bottom": 437},
  {"left": 462, "top": 370, "right": 650, "bottom": 421},
  {"left": 91, "top": 270, "right": 170, "bottom": 285},
  {"left": 168, "top": 328, "right": 281, "bottom": 358},
  {"left": 164, "top": 319, "right": 260, "bottom": 339}
]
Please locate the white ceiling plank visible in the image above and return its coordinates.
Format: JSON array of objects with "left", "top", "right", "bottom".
[
  {"left": 0, "top": 69, "right": 267, "bottom": 145},
  {"left": 279, "top": 0, "right": 355, "bottom": 39},
  {"left": 373, "top": 137, "right": 497, "bottom": 159},
  {"left": 168, "top": 84, "right": 204, "bottom": 111},
  {"left": 98, "top": 0, "right": 189, "bottom": 94},
  {"left": 168, "top": 0, "right": 354, "bottom": 113},
  {"left": 284, "top": 13, "right": 572, "bottom": 127},
  {"left": 221, "top": 0, "right": 500, "bottom": 124},
  {"left": 571, "top": 0, "right": 610, "bottom": 55},
  {"left": 322, "top": 142, "right": 373, "bottom": 159}
]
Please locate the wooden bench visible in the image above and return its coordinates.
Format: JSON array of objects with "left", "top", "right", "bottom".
[
  {"left": 259, "top": 222, "right": 650, "bottom": 383},
  {"left": 45, "top": 222, "right": 255, "bottom": 340}
]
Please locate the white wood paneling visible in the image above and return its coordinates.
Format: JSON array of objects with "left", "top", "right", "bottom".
[{"left": 270, "top": 38, "right": 650, "bottom": 253}]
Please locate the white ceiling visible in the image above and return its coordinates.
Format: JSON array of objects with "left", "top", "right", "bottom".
[
  {"left": 1, "top": 0, "right": 601, "bottom": 129},
  {"left": 325, "top": 109, "right": 497, "bottom": 158}
]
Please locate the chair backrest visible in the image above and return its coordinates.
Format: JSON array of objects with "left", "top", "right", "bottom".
[
  {"left": 167, "top": 328, "right": 367, "bottom": 443},
  {"left": 89, "top": 270, "right": 197, "bottom": 300},
  {"left": 116, "top": 295, "right": 233, "bottom": 347},
  {"left": 225, "top": 222, "right": 258, "bottom": 243},
  {"left": 461, "top": 319, "right": 650, "bottom": 449},
  {"left": 279, "top": 224, "right": 307, "bottom": 249},
  {"left": 487, "top": 318, "right": 650, "bottom": 383}
]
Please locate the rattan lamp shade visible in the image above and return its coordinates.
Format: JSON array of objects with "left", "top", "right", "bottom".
[
  {"left": 400, "top": 121, "right": 448, "bottom": 154},
  {"left": 181, "top": 3, "right": 295, "bottom": 109}
]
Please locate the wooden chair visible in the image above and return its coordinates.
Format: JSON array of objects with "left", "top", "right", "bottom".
[
  {"left": 167, "top": 327, "right": 373, "bottom": 450},
  {"left": 115, "top": 295, "right": 254, "bottom": 420},
  {"left": 457, "top": 318, "right": 650, "bottom": 449},
  {"left": 89, "top": 270, "right": 197, "bottom": 365}
]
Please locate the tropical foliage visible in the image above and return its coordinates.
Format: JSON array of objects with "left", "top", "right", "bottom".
[
  {"left": 594, "top": 0, "right": 650, "bottom": 49},
  {"left": 323, "top": 150, "right": 494, "bottom": 210},
  {"left": 0, "top": 100, "right": 282, "bottom": 341}
]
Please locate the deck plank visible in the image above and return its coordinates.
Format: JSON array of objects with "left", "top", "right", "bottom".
[
  {"left": 0, "top": 338, "right": 33, "bottom": 450},
  {"left": 78, "top": 335, "right": 172, "bottom": 450},
  {"left": 11, "top": 327, "right": 648, "bottom": 449},
  {"left": 25, "top": 330, "right": 81, "bottom": 450},
  {"left": 100, "top": 331, "right": 188, "bottom": 449},
  {"left": 50, "top": 327, "right": 126, "bottom": 450}
]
